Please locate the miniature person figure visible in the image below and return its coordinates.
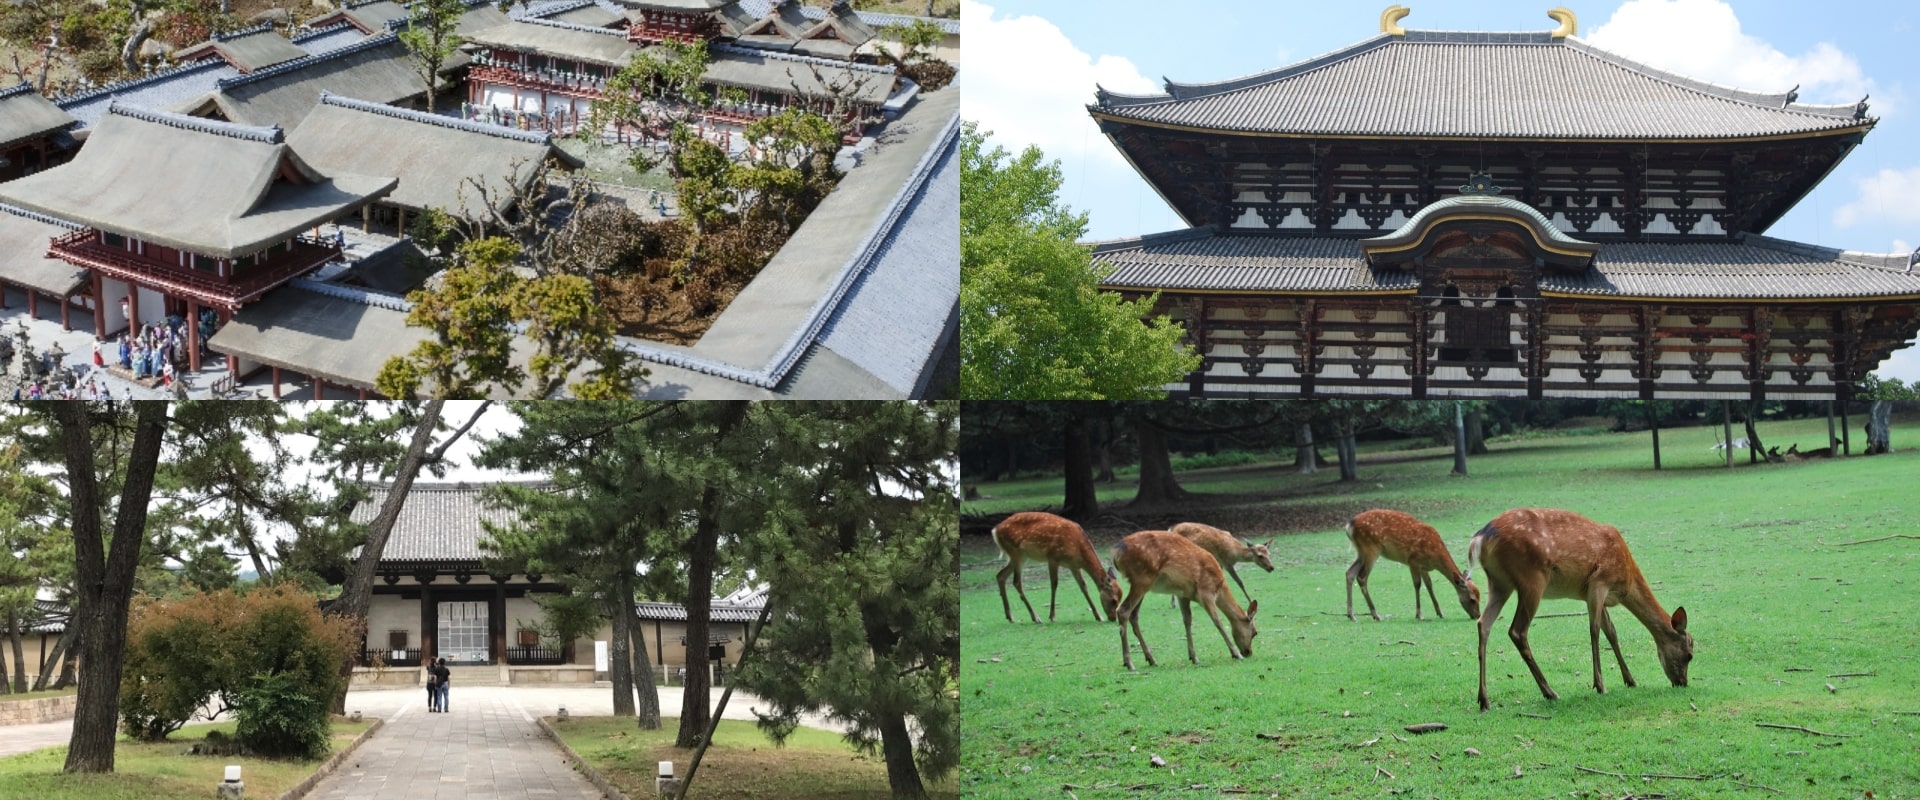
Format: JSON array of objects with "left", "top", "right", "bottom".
[
  {"left": 118, "top": 335, "right": 131, "bottom": 369},
  {"left": 92, "top": 339, "right": 103, "bottom": 367},
  {"left": 161, "top": 359, "right": 173, "bottom": 387},
  {"left": 131, "top": 340, "right": 146, "bottom": 379}
]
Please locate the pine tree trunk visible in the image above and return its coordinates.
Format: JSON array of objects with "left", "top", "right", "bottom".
[
  {"left": 1337, "top": 426, "right": 1359, "bottom": 482},
  {"left": 879, "top": 712, "right": 928, "bottom": 800},
  {"left": 1742, "top": 401, "right": 1765, "bottom": 464},
  {"left": 1452, "top": 403, "right": 1469, "bottom": 476},
  {"left": 0, "top": 624, "right": 10, "bottom": 695},
  {"left": 30, "top": 627, "right": 71, "bottom": 692},
  {"left": 1466, "top": 410, "right": 1488, "bottom": 455},
  {"left": 54, "top": 628, "right": 79, "bottom": 689},
  {"left": 1060, "top": 414, "right": 1097, "bottom": 520},
  {"left": 1094, "top": 419, "right": 1115, "bottom": 483},
  {"left": 1129, "top": 419, "right": 1189, "bottom": 505},
  {"left": 629, "top": 601, "right": 660, "bottom": 728},
  {"left": 609, "top": 578, "right": 636, "bottom": 717},
  {"left": 59, "top": 401, "right": 169, "bottom": 774},
  {"left": 1294, "top": 423, "right": 1318, "bottom": 474},
  {"left": 7, "top": 611, "right": 24, "bottom": 693},
  {"left": 677, "top": 401, "right": 747, "bottom": 749}
]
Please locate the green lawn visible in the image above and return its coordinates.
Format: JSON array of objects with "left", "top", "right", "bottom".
[
  {"left": 0, "top": 720, "right": 373, "bottom": 800},
  {"left": 962, "top": 417, "right": 1920, "bottom": 798},
  {"left": 548, "top": 716, "right": 958, "bottom": 800},
  {"left": 0, "top": 688, "right": 77, "bottom": 703}
]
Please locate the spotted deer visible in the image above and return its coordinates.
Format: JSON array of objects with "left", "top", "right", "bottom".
[
  {"left": 992, "top": 511, "right": 1121, "bottom": 623},
  {"left": 1344, "top": 509, "right": 1480, "bottom": 621},
  {"left": 1109, "top": 530, "right": 1258, "bottom": 670},
  {"left": 1468, "top": 508, "right": 1693, "bottom": 711},
  {"left": 1169, "top": 522, "right": 1274, "bottom": 604}
]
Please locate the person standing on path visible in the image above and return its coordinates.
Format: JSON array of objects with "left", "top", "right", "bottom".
[
  {"left": 433, "top": 658, "right": 451, "bottom": 713},
  {"left": 426, "top": 661, "right": 442, "bottom": 712}
]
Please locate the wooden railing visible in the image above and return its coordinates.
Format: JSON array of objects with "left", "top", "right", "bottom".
[
  {"left": 361, "top": 648, "right": 423, "bottom": 667},
  {"left": 505, "top": 646, "right": 565, "bottom": 665},
  {"left": 49, "top": 229, "right": 341, "bottom": 308}
]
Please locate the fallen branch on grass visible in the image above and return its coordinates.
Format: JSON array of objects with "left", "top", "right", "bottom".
[
  {"left": 1572, "top": 765, "right": 1715, "bottom": 781},
  {"left": 1827, "top": 672, "right": 1876, "bottom": 678},
  {"left": 1534, "top": 612, "right": 1584, "bottom": 618},
  {"left": 1403, "top": 723, "right": 1448, "bottom": 734},
  {"left": 1517, "top": 712, "right": 1552, "bottom": 720},
  {"left": 1731, "top": 779, "right": 1783, "bottom": 793},
  {"left": 1754, "top": 723, "right": 1858, "bottom": 737},
  {"left": 1819, "top": 534, "right": 1920, "bottom": 546},
  {"left": 1783, "top": 667, "right": 1814, "bottom": 672},
  {"left": 1375, "top": 766, "right": 1395, "bottom": 780}
]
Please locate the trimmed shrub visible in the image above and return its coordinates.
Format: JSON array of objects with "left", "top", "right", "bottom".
[{"left": 232, "top": 669, "right": 330, "bottom": 759}]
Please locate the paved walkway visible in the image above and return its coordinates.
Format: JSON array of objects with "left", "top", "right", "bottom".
[{"left": 308, "top": 689, "right": 602, "bottom": 800}]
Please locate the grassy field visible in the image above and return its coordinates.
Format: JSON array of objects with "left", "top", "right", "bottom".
[
  {"left": 548, "top": 716, "right": 958, "bottom": 800},
  {"left": 961, "top": 415, "right": 1920, "bottom": 798},
  {"left": 0, "top": 688, "right": 77, "bottom": 703},
  {"left": 0, "top": 719, "right": 373, "bottom": 800}
]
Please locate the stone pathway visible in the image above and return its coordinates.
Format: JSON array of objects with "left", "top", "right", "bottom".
[{"left": 307, "top": 689, "right": 603, "bottom": 800}]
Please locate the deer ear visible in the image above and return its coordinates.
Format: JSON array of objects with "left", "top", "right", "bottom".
[
  {"left": 1263, "top": 537, "right": 1276, "bottom": 549},
  {"left": 1670, "top": 606, "right": 1688, "bottom": 633},
  {"left": 1246, "top": 600, "right": 1258, "bottom": 618}
]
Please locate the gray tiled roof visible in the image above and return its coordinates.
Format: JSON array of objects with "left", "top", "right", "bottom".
[
  {"left": 294, "top": 23, "right": 369, "bottom": 56},
  {"left": 0, "top": 203, "right": 87, "bottom": 298},
  {"left": 27, "top": 599, "right": 68, "bottom": 634},
  {"left": 55, "top": 59, "right": 239, "bottom": 129},
  {"left": 175, "top": 24, "right": 312, "bottom": 73},
  {"left": 350, "top": 482, "right": 541, "bottom": 563},
  {"left": 637, "top": 585, "right": 768, "bottom": 622},
  {"left": 1094, "top": 229, "right": 1416, "bottom": 293},
  {"left": 735, "top": 0, "right": 957, "bottom": 35},
  {"left": 1092, "top": 227, "right": 1920, "bottom": 300},
  {"left": 0, "top": 83, "right": 77, "bottom": 147},
  {"left": 1092, "top": 31, "right": 1868, "bottom": 140}
]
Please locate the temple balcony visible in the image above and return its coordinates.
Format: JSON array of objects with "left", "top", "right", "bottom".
[
  {"left": 627, "top": 13, "right": 718, "bottom": 44},
  {"left": 49, "top": 227, "right": 342, "bottom": 310},
  {"left": 469, "top": 64, "right": 609, "bottom": 100}
]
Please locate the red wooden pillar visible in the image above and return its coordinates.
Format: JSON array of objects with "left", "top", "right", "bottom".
[
  {"left": 315, "top": 378, "right": 324, "bottom": 400},
  {"left": 220, "top": 308, "right": 236, "bottom": 374},
  {"left": 271, "top": 366, "right": 281, "bottom": 399},
  {"left": 186, "top": 298, "right": 201, "bottom": 371},
  {"left": 26, "top": 289, "right": 36, "bottom": 319},
  {"left": 358, "top": 387, "right": 368, "bottom": 400},
  {"left": 91, "top": 273, "right": 104, "bottom": 339},
  {"left": 0, "top": 280, "right": 8, "bottom": 309},
  {"left": 125, "top": 281, "right": 139, "bottom": 333}
]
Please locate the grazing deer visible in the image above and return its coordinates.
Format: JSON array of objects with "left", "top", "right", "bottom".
[
  {"left": 1109, "top": 530, "right": 1258, "bottom": 670},
  {"left": 1170, "top": 522, "right": 1274, "bottom": 602},
  {"left": 1468, "top": 508, "right": 1693, "bottom": 711},
  {"left": 1343, "top": 509, "right": 1480, "bottom": 621},
  {"left": 992, "top": 511, "right": 1121, "bottom": 623}
]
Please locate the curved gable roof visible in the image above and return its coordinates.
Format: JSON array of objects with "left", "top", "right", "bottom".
[{"left": 1092, "top": 31, "right": 1871, "bottom": 141}]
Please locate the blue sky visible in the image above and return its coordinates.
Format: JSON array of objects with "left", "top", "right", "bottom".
[{"left": 962, "top": 0, "right": 1920, "bottom": 382}]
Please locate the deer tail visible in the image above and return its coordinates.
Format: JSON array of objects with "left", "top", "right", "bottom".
[{"left": 1466, "top": 521, "right": 1498, "bottom": 574}]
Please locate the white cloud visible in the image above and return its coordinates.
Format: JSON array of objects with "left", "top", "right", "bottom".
[
  {"left": 1833, "top": 167, "right": 1920, "bottom": 228},
  {"left": 959, "top": 0, "right": 1158, "bottom": 216},
  {"left": 1895, "top": 239, "right": 1913, "bottom": 254},
  {"left": 1587, "top": 0, "right": 1882, "bottom": 110}
]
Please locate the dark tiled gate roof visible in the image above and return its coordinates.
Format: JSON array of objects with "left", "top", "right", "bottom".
[
  {"left": 1093, "top": 229, "right": 1414, "bottom": 293},
  {"left": 1092, "top": 31, "right": 1868, "bottom": 140},
  {"left": 351, "top": 482, "right": 535, "bottom": 563}
]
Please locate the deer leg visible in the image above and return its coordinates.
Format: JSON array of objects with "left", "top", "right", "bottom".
[
  {"left": 1179, "top": 598, "right": 1198, "bottom": 664},
  {"left": 1477, "top": 583, "right": 1513, "bottom": 712},
  {"left": 1353, "top": 556, "right": 1381, "bottom": 620},
  {"left": 996, "top": 559, "right": 1030, "bottom": 623},
  {"left": 1345, "top": 558, "right": 1361, "bottom": 620},
  {"left": 1068, "top": 566, "right": 1101, "bottom": 622},
  {"left": 1227, "top": 564, "right": 1250, "bottom": 604},
  {"left": 1410, "top": 565, "right": 1425, "bottom": 620},
  {"left": 1130, "top": 605, "right": 1157, "bottom": 668},
  {"left": 1507, "top": 581, "right": 1557, "bottom": 701},
  {"left": 1586, "top": 587, "right": 1609, "bottom": 695},
  {"left": 1117, "top": 583, "right": 1153, "bottom": 670},
  {"left": 1198, "top": 597, "right": 1242, "bottom": 661},
  {"left": 1423, "top": 571, "right": 1446, "bottom": 619},
  {"left": 1600, "top": 608, "right": 1636, "bottom": 688},
  {"left": 1047, "top": 562, "right": 1061, "bottom": 622},
  {"left": 1008, "top": 562, "right": 1039, "bottom": 623}
]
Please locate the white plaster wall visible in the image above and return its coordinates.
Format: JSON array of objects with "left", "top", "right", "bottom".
[{"left": 368, "top": 594, "right": 418, "bottom": 653}]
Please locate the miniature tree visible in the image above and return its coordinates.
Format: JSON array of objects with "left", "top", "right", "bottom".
[{"left": 398, "top": 0, "right": 466, "bottom": 113}]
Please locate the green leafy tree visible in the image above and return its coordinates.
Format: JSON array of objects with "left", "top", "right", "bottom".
[
  {"left": 960, "top": 124, "right": 1200, "bottom": 398},
  {"left": 728, "top": 401, "right": 959, "bottom": 800},
  {"left": 733, "top": 109, "right": 841, "bottom": 234},
  {"left": 377, "top": 237, "right": 647, "bottom": 399},
  {"left": 397, "top": 0, "right": 466, "bottom": 113}
]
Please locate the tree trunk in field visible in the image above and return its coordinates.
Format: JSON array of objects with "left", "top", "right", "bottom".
[
  {"left": 60, "top": 401, "right": 169, "bottom": 774},
  {"left": 54, "top": 629, "right": 79, "bottom": 689},
  {"left": 677, "top": 401, "right": 747, "bottom": 749},
  {"left": 1094, "top": 418, "right": 1115, "bottom": 483},
  {"left": 628, "top": 601, "right": 659, "bottom": 729},
  {"left": 1742, "top": 401, "right": 1765, "bottom": 464},
  {"left": 1336, "top": 425, "right": 1359, "bottom": 482},
  {"left": 1129, "top": 419, "right": 1189, "bottom": 506},
  {"left": 609, "top": 574, "right": 637, "bottom": 717},
  {"left": 1867, "top": 401, "right": 1892, "bottom": 454},
  {"left": 1451, "top": 402, "right": 1469, "bottom": 476},
  {"left": 1060, "top": 414, "right": 1097, "bottom": 520},
  {"left": 7, "top": 611, "right": 24, "bottom": 693},
  {"left": 1294, "top": 423, "right": 1318, "bottom": 474},
  {"left": 1466, "top": 410, "right": 1488, "bottom": 454},
  {"left": 30, "top": 627, "right": 71, "bottom": 691},
  {"left": 863, "top": 606, "right": 927, "bottom": 800},
  {"left": 1004, "top": 438, "right": 1019, "bottom": 480},
  {"left": 0, "top": 625, "right": 10, "bottom": 695}
]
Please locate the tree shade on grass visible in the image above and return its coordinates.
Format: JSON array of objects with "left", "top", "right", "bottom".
[
  {"left": 546, "top": 716, "right": 957, "bottom": 800},
  {"left": 960, "top": 124, "right": 1199, "bottom": 399},
  {"left": 0, "top": 720, "right": 372, "bottom": 800},
  {"left": 961, "top": 416, "right": 1920, "bottom": 797}
]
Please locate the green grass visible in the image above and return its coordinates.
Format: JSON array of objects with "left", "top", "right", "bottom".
[
  {"left": 548, "top": 716, "right": 958, "bottom": 799},
  {"left": 962, "top": 417, "right": 1920, "bottom": 798},
  {"left": 0, "top": 688, "right": 77, "bottom": 703},
  {"left": 0, "top": 720, "right": 373, "bottom": 800}
]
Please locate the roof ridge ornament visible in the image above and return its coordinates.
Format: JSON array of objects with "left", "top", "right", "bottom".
[
  {"left": 1547, "top": 7, "right": 1577, "bottom": 39},
  {"left": 1380, "top": 5, "right": 1409, "bottom": 36},
  {"left": 1459, "top": 172, "right": 1503, "bottom": 196}
]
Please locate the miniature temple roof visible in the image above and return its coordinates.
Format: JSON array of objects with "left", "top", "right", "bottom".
[
  {"left": 196, "top": 33, "right": 453, "bottom": 128},
  {"left": 1093, "top": 227, "right": 1920, "bottom": 301},
  {"left": 0, "top": 83, "right": 79, "bottom": 148},
  {"left": 306, "top": 0, "right": 409, "bottom": 34},
  {"left": 454, "top": 0, "right": 514, "bottom": 34},
  {"left": 0, "top": 103, "right": 394, "bottom": 259},
  {"left": 706, "top": 43, "right": 896, "bottom": 105},
  {"left": 174, "top": 23, "right": 311, "bottom": 73},
  {"left": 465, "top": 18, "right": 639, "bottom": 66},
  {"left": 288, "top": 92, "right": 585, "bottom": 216},
  {"left": 611, "top": 0, "right": 733, "bottom": 12},
  {"left": 1091, "top": 30, "right": 1871, "bottom": 141},
  {"left": 0, "top": 203, "right": 87, "bottom": 298},
  {"left": 528, "top": 0, "right": 626, "bottom": 28}
]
